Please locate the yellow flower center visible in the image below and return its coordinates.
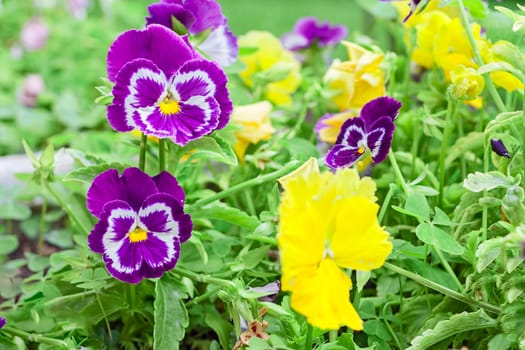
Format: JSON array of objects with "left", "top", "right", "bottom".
[
  {"left": 159, "top": 96, "right": 181, "bottom": 115},
  {"left": 128, "top": 226, "right": 148, "bottom": 243},
  {"left": 357, "top": 146, "right": 365, "bottom": 154}
]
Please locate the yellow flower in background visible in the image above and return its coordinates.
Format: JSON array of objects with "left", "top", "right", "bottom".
[
  {"left": 450, "top": 65, "right": 485, "bottom": 101},
  {"left": 482, "top": 40, "right": 525, "bottom": 92},
  {"left": 130, "top": 130, "right": 159, "bottom": 143},
  {"left": 278, "top": 158, "right": 391, "bottom": 330},
  {"left": 238, "top": 31, "right": 301, "bottom": 106},
  {"left": 231, "top": 101, "right": 275, "bottom": 162},
  {"left": 324, "top": 41, "right": 385, "bottom": 110},
  {"left": 315, "top": 109, "right": 358, "bottom": 144}
]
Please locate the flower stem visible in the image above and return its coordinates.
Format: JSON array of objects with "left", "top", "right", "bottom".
[
  {"left": 173, "top": 267, "right": 235, "bottom": 288},
  {"left": 384, "top": 262, "right": 500, "bottom": 314},
  {"left": 434, "top": 247, "right": 464, "bottom": 292},
  {"left": 438, "top": 97, "right": 456, "bottom": 208},
  {"left": 38, "top": 197, "right": 48, "bottom": 255},
  {"left": 139, "top": 133, "right": 148, "bottom": 172},
  {"left": 457, "top": 0, "right": 506, "bottom": 114},
  {"left": 388, "top": 152, "right": 410, "bottom": 195},
  {"left": 190, "top": 161, "right": 301, "bottom": 209},
  {"left": 378, "top": 184, "right": 396, "bottom": 224},
  {"left": 158, "top": 138, "right": 166, "bottom": 173},
  {"left": 304, "top": 323, "right": 314, "bottom": 350},
  {"left": 2, "top": 327, "right": 68, "bottom": 347},
  {"left": 287, "top": 102, "right": 309, "bottom": 140}
]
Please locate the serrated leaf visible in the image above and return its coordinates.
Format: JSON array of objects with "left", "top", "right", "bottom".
[
  {"left": 415, "top": 223, "right": 464, "bottom": 256},
  {"left": 463, "top": 171, "right": 511, "bottom": 192},
  {"left": 179, "top": 136, "right": 237, "bottom": 166},
  {"left": 189, "top": 202, "right": 260, "bottom": 230},
  {"left": 407, "top": 310, "right": 497, "bottom": 350},
  {"left": 476, "top": 237, "right": 504, "bottom": 272},
  {"left": 63, "top": 163, "right": 129, "bottom": 184},
  {"left": 154, "top": 276, "right": 189, "bottom": 350},
  {"left": 405, "top": 191, "right": 430, "bottom": 221}
]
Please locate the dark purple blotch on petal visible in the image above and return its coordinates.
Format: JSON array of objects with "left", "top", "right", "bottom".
[
  {"left": 0, "top": 317, "right": 5, "bottom": 329},
  {"left": 325, "top": 144, "right": 364, "bottom": 169},
  {"left": 335, "top": 117, "right": 367, "bottom": 146},
  {"left": 146, "top": 2, "right": 195, "bottom": 32},
  {"left": 491, "top": 139, "right": 510, "bottom": 158},
  {"left": 360, "top": 96, "right": 402, "bottom": 128},
  {"left": 366, "top": 116, "right": 395, "bottom": 163},
  {"left": 282, "top": 16, "right": 347, "bottom": 51}
]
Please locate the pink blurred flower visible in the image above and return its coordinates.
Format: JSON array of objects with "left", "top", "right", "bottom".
[
  {"left": 66, "top": 0, "right": 92, "bottom": 20},
  {"left": 20, "top": 17, "right": 49, "bottom": 51},
  {"left": 17, "top": 74, "right": 45, "bottom": 107}
]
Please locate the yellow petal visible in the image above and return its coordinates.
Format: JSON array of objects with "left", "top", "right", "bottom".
[
  {"left": 289, "top": 259, "right": 363, "bottom": 330},
  {"left": 278, "top": 157, "right": 319, "bottom": 189},
  {"left": 318, "top": 110, "right": 358, "bottom": 144},
  {"left": 330, "top": 196, "right": 392, "bottom": 271}
]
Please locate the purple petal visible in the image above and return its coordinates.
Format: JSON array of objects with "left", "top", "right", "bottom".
[
  {"left": 325, "top": 144, "right": 364, "bottom": 169},
  {"left": 282, "top": 17, "right": 347, "bottom": 50},
  {"left": 335, "top": 117, "right": 367, "bottom": 147},
  {"left": 198, "top": 25, "right": 239, "bottom": 66},
  {"left": 490, "top": 139, "right": 510, "bottom": 158},
  {"left": 153, "top": 171, "right": 185, "bottom": 205},
  {"left": 86, "top": 168, "right": 159, "bottom": 218},
  {"left": 108, "top": 58, "right": 167, "bottom": 133},
  {"left": 146, "top": 2, "right": 196, "bottom": 31},
  {"left": 183, "top": 0, "right": 226, "bottom": 34},
  {"left": 366, "top": 116, "right": 395, "bottom": 163},
  {"left": 0, "top": 317, "right": 6, "bottom": 329},
  {"left": 89, "top": 200, "right": 135, "bottom": 254},
  {"left": 281, "top": 32, "right": 310, "bottom": 51},
  {"left": 360, "top": 96, "right": 402, "bottom": 128},
  {"left": 106, "top": 24, "right": 195, "bottom": 82},
  {"left": 176, "top": 59, "right": 232, "bottom": 129}
]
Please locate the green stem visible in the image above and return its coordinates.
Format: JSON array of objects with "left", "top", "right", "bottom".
[
  {"left": 43, "top": 181, "right": 90, "bottom": 236},
  {"left": 457, "top": 112, "right": 467, "bottom": 179},
  {"left": 2, "top": 327, "right": 68, "bottom": 347},
  {"left": 186, "top": 287, "right": 220, "bottom": 307},
  {"left": 434, "top": 247, "right": 464, "bottom": 292},
  {"left": 388, "top": 152, "right": 410, "bottom": 195},
  {"left": 522, "top": 88, "right": 525, "bottom": 191},
  {"left": 242, "top": 190, "right": 257, "bottom": 216},
  {"left": 38, "top": 197, "right": 48, "bottom": 255},
  {"left": 139, "top": 133, "right": 148, "bottom": 172},
  {"left": 44, "top": 283, "right": 117, "bottom": 308},
  {"left": 244, "top": 234, "right": 278, "bottom": 246},
  {"left": 482, "top": 138, "right": 489, "bottom": 242},
  {"left": 378, "top": 184, "right": 396, "bottom": 224},
  {"left": 190, "top": 161, "right": 301, "bottom": 209},
  {"left": 384, "top": 262, "right": 500, "bottom": 314},
  {"left": 158, "top": 138, "right": 166, "bottom": 173},
  {"left": 438, "top": 98, "right": 456, "bottom": 208},
  {"left": 173, "top": 267, "right": 235, "bottom": 288},
  {"left": 287, "top": 102, "right": 309, "bottom": 140},
  {"left": 457, "top": 0, "right": 506, "bottom": 114},
  {"left": 304, "top": 323, "right": 314, "bottom": 350}
]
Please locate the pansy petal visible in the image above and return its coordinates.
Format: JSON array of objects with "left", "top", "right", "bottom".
[
  {"left": 183, "top": 0, "right": 226, "bottom": 34},
  {"left": 107, "top": 24, "right": 195, "bottom": 82},
  {"left": 86, "top": 168, "right": 159, "bottom": 218},
  {"left": 152, "top": 171, "right": 186, "bottom": 205},
  {"left": 198, "top": 24, "right": 239, "bottom": 66},
  {"left": 146, "top": 2, "right": 195, "bottom": 31},
  {"left": 176, "top": 59, "right": 232, "bottom": 129},
  {"left": 290, "top": 259, "right": 363, "bottom": 330},
  {"left": 0, "top": 317, "right": 6, "bottom": 329},
  {"left": 325, "top": 144, "right": 364, "bottom": 169},
  {"left": 334, "top": 117, "right": 366, "bottom": 146},
  {"left": 109, "top": 58, "right": 167, "bottom": 133},
  {"left": 366, "top": 116, "right": 395, "bottom": 163},
  {"left": 330, "top": 196, "right": 392, "bottom": 271},
  {"left": 360, "top": 96, "right": 402, "bottom": 127}
]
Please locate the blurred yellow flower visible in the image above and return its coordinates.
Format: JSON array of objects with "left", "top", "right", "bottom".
[
  {"left": 324, "top": 41, "right": 385, "bottom": 110},
  {"left": 130, "top": 130, "right": 159, "bottom": 143},
  {"left": 315, "top": 109, "right": 357, "bottom": 144},
  {"left": 238, "top": 31, "right": 301, "bottom": 106},
  {"left": 278, "top": 158, "right": 391, "bottom": 330},
  {"left": 450, "top": 65, "right": 485, "bottom": 101},
  {"left": 231, "top": 101, "right": 275, "bottom": 162},
  {"left": 482, "top": 40, "right": 524, "bottom": 92}
]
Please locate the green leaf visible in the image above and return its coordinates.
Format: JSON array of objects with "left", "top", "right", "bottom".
[
  {"left": 0, "top": 235, "right": 19, "bottom": 255},
  {"left": 179, "top": 136, "right": 238, "bottom": 166},
  {"left": 63, "top": 162, "right": 129, "bottom": 184},
  {"left": 189, "top": 202, "right": 260, "bottom": 230},
  {"left": 444, "top": 132, "right": 484, "bottom": 168},
  {"left": 154, "top": 275, "right": 190, "bottom": 350},
  {"left": 475, "top": 237, "right": 504, "bottom": 272},
  {"left": 204, "top": 311, "right": 233, "bottom": 350},
  {"left": 488, "top": 334, "right": 514, "bottom": 350},
  {"left": 407, "top": 310, "right": 497, "bottom": 350},
  {"left": 432, "top": 207, "right": 452, "bottom": 226},
  {"left": 463, "top": 171, "right": 512, "bottom": 192},
  {"left": 404, "top": 191, "right": 430, "bottom": 221},
  {"left": 415, "top": 223, "right": 464, "bottom": 256}
]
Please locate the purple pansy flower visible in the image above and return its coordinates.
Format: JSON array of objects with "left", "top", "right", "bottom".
[
  {"left": 490, "top": 139, "right": 510, "bottom": 158},
  {"left": 106, "top": 24, "right": 233, "bottom": 146},
  {"left": 282, "top": 17, "right": 347, "bottom": 51},
  {"left": 0, "top": 317, "right": 5, "bottom": 329},
  {"left": 146, "top": 0, "right": 238, "bottom": 66},
  {"left": 87, "top": 167, "right": 192, "bottom": 284},
  {"left": 325, "top": 96, "right": 402, "bottom": 169}
]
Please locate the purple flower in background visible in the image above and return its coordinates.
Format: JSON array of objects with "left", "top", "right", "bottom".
[
  {"left": 106, "top": 24, "right": 232, "bottom": 146},
  {"left": 17, "top": 74, "right": 45, "bottom": 108},
  {"left": 20, "top": 17, "right": 49, "bottom": 51},
  {"left": 326, "top": 96, "right": 402, "bottom": 169},
  {"left": 66, "top": 0, "right": 92, "bottom": 20},
  {"left": 87, "top": 168, "right": 192, "bottom": 284},
  {"left": 282, "top": 17, "right": 347, "bottom": 51},
  {"left": 0, "top": 317, "right": 5, "bottom": 329},
  {"left": 146, "top": 0, "right": 238, "bottom": 66},
  {"left": 490, "top": 139, "right": 510, "bottom": 158}
]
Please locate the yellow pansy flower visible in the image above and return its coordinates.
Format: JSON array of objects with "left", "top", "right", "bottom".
[
  {"left": 278, "top": 158, "right": 391, "bottom": 330},
  {"left": 238, "top": 31, "right": 301, "bottom": 106},
  {"left": 230, "top": 101, "right": 275, "bottom": 162},
  {"left": 315, "top": 109, "right": 358, "bottom": 144},
  {"left": 324, "top": 41, "right": 385, "bottom": 110},
  {"left": 482, "top": 40, "right": 525, "bottom": 92},
  {"left": 449, "top": 65, "right": 485, "bottom": 101}
]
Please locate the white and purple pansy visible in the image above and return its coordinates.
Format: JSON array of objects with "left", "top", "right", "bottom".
[
  {"left": 146, "top": 0, "right": 238, "bottom": 66},
  {"left": 87, "top": 167, "right": 192, "bottom": 284},
  {"left": 106, "top": 24, "right": 233, "bottom": 146},
  {"left": 325, "top": 96, "right": 402, "bottom": 169}
]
